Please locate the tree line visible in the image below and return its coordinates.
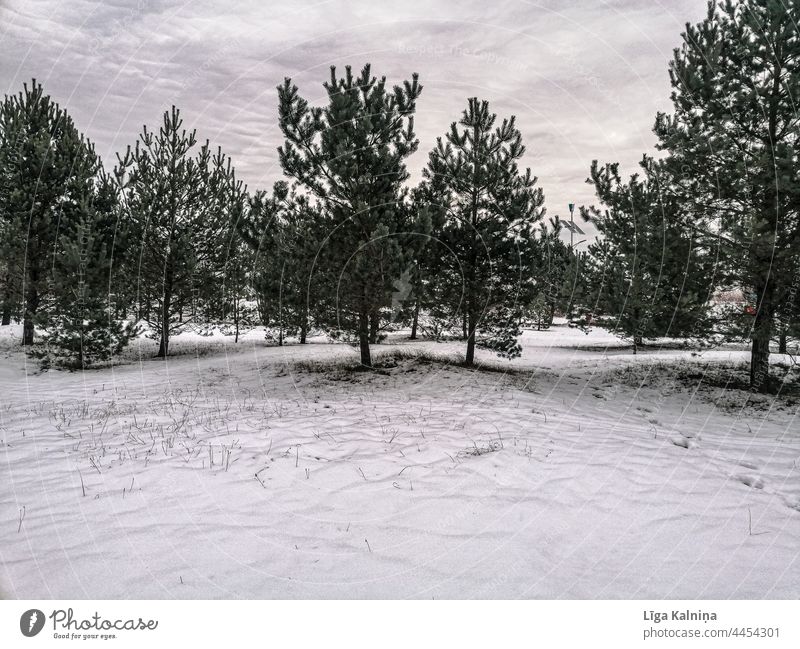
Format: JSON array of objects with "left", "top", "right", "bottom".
[{"left": 0, "top": 0, "right": 798, "bottom": 391}]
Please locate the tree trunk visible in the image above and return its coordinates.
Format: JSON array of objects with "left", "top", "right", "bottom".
[
  {"left": 410, "top": 299, "right": 420, "bottom": 340},
  {"left": 157, "top": 316, "right": 169, "bottom": 358},
  {"left": 1, "top": 275, "right": 13, "bottom": 325},
  {"left": 749, "top": 74, "right": 781, "bottom": 392},
  {"left": 464, "top": 311, "right": 476, "bottom": 366},
  {"left": 143, "top": 296, "right": 151, "bottom": 323},
  {"left": 233, "top": 296, "right": 240, "bottom": 343},
  {"left": 358, "top": 311, "right": 372, "bottom": 367},
  {"left": 462, "top": 311, "right": 468, "bottom": 340},
  {"left": 300, "top": 319, "right": 307, "bottom": 344},
  {"left": 750, "top": 306, "right": 773, "bottom": 392},
  {"left": 22, "top": 283, "right": 38, "bottom": 346},
  {"left": 368, "top": 313, "right": 379, "bottom": 345},
  {"left": 778, "top": 328, "right": 787, "bottom": 355},
  {"left": 157, "top": 282, "right": 172, "bottom": 357},
  {"left": 631, "top": 302, "right": 642, "bottom": 354}
]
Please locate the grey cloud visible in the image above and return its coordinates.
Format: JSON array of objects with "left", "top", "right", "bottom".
[{"left": 0, "top": 0, "right": 708, "bottom": 234}]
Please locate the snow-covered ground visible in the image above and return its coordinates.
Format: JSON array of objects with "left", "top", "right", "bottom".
[{"left": 1, "top": 324, "right": 798, "bottom": 598}]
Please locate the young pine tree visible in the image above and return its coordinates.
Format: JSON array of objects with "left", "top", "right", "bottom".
[
  {"left": 0, "top": 216, "right": 20, "bottom": 326},
  {"left": 424, "top": 98, "right": 545, "bottom": 365},
  {"left": 240, "top": 183, "right": 321, "bottom": 345},
  {"left": 40, "top": 175, "right": 137, "bottom": 369},
  {"left": 0, "top": 117, "right": 18, "bottom": 326},
  {"left": 383, "top": 186, "right": 435, "bottom": 341},
  {"left": 0, "top": 80, "right": 99, "bottom": 345},
  {"left": 219, "top": 196, "right": 255, "bottom": 343},
  {"left": 654, "top": 0, "right": 800, "bottom": 390},
  {"left": 581, "top": 157, "right": 715, "bottom": 352},
  {"left": 528, "top": 218, "right": 574, "bottom": 330},
  {"left": 196, "top": 155, "right": 248, "bottom": 336},
  {"left": 277, "top": 64, "right": 423, "bottom": 366},
  {"left": 243, "top": 187, "right": 285, "bottom": 344},
  {"left": 115, "top": 107, "right": 241, "bottom": 357}
]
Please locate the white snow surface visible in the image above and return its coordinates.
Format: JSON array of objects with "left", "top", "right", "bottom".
[{"left": 1, "top": 324, "right": 798, "bottom": 599}]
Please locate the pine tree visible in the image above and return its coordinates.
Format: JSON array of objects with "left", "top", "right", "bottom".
[
  {"left": 351, "top": 188, "right": 431, "bottom": 343},
  {"left": 242, "top": 187, "right": 285, "bottom": 344},
  {"left": 0, "top": 80, "right": 100, "bottom": 345},
  {"left": 38, "top": 174, "right": 137, "bottom": 369},
  {"left": 0, "top": 117, "right": 19, "bottom": 325},
  {"left": 277, "top": 64, "right": 423, "bottom": 367},
  {"left": 0, "top": 218, "right": 20, "bottom": 326},
  {"left": 281, "top": 194, "right": 328, "bottom": 344},
  {"left": 400, "top": 188, "right": 451, "bottom": 342},
  {"left": 654, "top": 0, "right": 800, "bottom": 390},
  {"left": 195, "top": 157, "right": 248, "bottom": 337},
  {"left": 423, "top": 98, "right": 545, "bottom": 365},
  {"left": 528, "top": 218, "right": 574, "bottom": 330},
  {"left": 775, "top": 253, "right": 800, "bottom": 354},
  {"left": 241, "top": 183, "right": 318, "bottom": 345},
  {"left": 114, "top": 107, "right": 241, "bottom": 357},
  {"left": 383, "top": 184, "right": 437, "bottom": 340},
  {"left": 580, "top": 156, "right": 714, "bottom": 352},
  {"left": 219, "top": 194, "right": 255, "bottom": 343},
  {"left": 0, "top": 92, "right": 23, "bottom": 328}
]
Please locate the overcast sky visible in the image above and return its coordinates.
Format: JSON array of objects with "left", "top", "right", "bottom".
[{"left": 1, "top": 0, "right": 708, "bottom": 234}]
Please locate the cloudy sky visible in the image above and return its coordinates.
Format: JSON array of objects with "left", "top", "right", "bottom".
[{"left": 1, "top": 0, "right": 707, "bottom": 231}]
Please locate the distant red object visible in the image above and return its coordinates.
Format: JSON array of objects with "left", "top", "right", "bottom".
[{"left": 744, "top": 305, "right": 756, "bottom": 315}]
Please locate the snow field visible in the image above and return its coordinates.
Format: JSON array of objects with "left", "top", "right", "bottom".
[{"left": 1, "top": 324, "right": 798, "bottom": 598}]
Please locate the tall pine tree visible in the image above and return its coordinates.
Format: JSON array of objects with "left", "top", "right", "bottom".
[
  {"left": 0, "top": 212, "right": 19, "bottom": 326},
  {"left": 654, "top": 0, "right": 800, "bottom": 390},
  {"left": 218, "top": 184, "right": 254, "bottom": 343},
  {"left": 277, "top": 64, "right": 423, "bottom": 367},
  {"left": 528, "top": 218, "right": 574, "bottom": 330},
  {"left": 424, "top": 98, "right": 545, "bottom": 365},
  {"left": 0, "top": 80, "right": 100, "bottom": 345},
  {"left": 114, "top": 107, "right": 241, "bottom": 357},
  {"left": 39, "top": 173, "right": 137, "bottom": 368},
  {"left": 581, "top": 156, "right": 715, "bottom": 351},
  {"left": 241, "top": 183, "right": 324, "bottom": 345}
]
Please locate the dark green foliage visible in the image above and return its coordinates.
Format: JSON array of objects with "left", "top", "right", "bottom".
[
  {"left": 654, "top": 0, "right": 800, "bottom": 389},
  {"left": 423, "top": 98, "right": 545, "bottom": 364},
  {"left": 277, "top": 63, "right": 423, "bottom": 366},
  {"left": 580, "top": 156, "right": 714, "bottom": 351}
]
